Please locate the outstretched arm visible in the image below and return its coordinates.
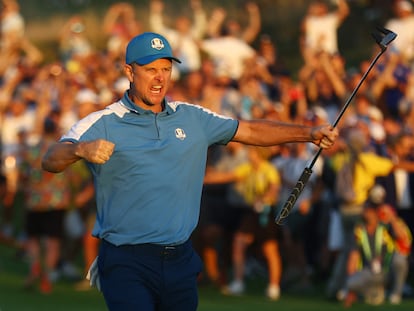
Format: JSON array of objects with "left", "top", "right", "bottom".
[{"left": 232, "top": 120, "right": 338, "bottom": 149}]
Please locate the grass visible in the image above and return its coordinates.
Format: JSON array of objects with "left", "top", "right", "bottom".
[{"left": 1, "top": 244, "right": 414, "bottom": 311}]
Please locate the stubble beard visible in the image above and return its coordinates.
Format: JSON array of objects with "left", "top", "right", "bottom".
[
  {"left": 142, "top": 97, "right": 156, "bottom": 107},
  {"left": 129, "top": 89, "right": 161, "bottom": 108}
]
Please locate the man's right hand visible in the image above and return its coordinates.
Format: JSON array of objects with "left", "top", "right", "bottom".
[{"left": 76, "top": 139, "right": 115, "bottom": 164}]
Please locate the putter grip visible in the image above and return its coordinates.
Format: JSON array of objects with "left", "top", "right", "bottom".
[{"left": 275, "top": 167, "right": 313, "bottom": 224}]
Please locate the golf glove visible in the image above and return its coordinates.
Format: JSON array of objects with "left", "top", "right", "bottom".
[{"left": 86, "top": 256, "right": 101, "bottom": 291}]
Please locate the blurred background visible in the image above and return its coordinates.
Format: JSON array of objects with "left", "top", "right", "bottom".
[
  {"left": 1, "top": 0, "right": 414, "bottom": 310},
  {"left": 21, "top": 0, "right": 395, "bottom": 70}
]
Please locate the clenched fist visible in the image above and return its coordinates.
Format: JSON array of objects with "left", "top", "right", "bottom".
[
  {"left": 310, "top": 125, "right": 338, "bottom": 149},
  {"left": 76, "top": 139, "right": 115, "bottom": 164}
]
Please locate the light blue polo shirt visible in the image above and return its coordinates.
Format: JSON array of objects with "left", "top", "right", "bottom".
[{"left": 61, "top": 92, "right": 239, "bottom": 246}]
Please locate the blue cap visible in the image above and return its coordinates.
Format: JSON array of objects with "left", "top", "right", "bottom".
[{"left": 125, "top": 32, "right": 181, "bottom": 65}]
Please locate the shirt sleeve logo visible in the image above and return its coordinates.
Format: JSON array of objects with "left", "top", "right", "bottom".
[
  {"left": 151, "top": 38, "right": 165, "bottom": 50},
  {"left": 175, "top": 128, "right": 186, "bottom": 140}
]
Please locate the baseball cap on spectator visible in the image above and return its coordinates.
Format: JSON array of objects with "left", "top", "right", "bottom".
[
  {"left": 369, "top": 122, "right": 386, "bottom": 142},
  {"left": 125, "top": 32, "right": 181, "bottom": 65},
  {"left": 367, "top": 106, "right": 383, "bottom": 122},
  {"left": 75, "top": 88, "right": 98, "bottom": 104}
]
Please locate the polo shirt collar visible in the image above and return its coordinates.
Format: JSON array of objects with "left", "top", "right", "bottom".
[{"left": 121, "top": 91, "right": 175, "bottom": 115}]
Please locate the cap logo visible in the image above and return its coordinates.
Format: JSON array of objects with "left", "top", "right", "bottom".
[{"left": 151, "top": 38, "right": 165, "bottom": 50}]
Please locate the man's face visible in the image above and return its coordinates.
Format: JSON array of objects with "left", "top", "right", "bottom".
[
  {"left": 377, "top": 205, "right": 392, "bottom": 223},
  {"left": 363, "top": 207, "right": 378, "bottom": 224},
  {"left": 311, "top": 2, "right": 328, "bottom": 16},
  {"left": 124, "top": 58, "right": 172, "bottom": 110}
]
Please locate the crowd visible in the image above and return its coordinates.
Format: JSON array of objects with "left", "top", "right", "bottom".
[{"left": 0, "top": 0, "right": 413, "bottom": 307}]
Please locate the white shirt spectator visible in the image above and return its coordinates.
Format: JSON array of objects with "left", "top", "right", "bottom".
[
  {"left": 201, "top": 36, "right": 255, "bottom": 80},
  {"left": 301, "top": 0, "right": 349, "bottom": 55},
  {"left": 1, "top": 101, "right": 35, "bottom": 171},
  {"left": 0, "top": 0, "right": 25, "bottom": 49},
  {"left": 304, "top": 13, "right": 340, "bottom": 55},
  {"left": 385, "top": 0, "right": 414, "bottom": 64},
  {"left": 1, "top": 9, "right": 24, "bottom": 37}
]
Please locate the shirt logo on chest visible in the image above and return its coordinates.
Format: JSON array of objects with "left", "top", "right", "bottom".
[{"left": 175, "top": 128, "right": 186, "bottom": 140}]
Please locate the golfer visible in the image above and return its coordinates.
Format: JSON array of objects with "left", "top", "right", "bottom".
[{"left": 42, "top": 32, "right": 338, "bottom": 311}]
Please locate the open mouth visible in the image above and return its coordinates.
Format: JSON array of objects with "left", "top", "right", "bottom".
[{"left": 150, "top": 85, "right": 162, "bottom": 94}]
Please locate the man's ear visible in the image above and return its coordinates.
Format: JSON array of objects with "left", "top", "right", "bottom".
[{"left": 124, "top": 64, "right": 134, "bottom": 82}]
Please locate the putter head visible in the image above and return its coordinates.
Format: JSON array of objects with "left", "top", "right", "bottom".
[{"left": 371, "top": 26, "right": 397, "bottom": 51}]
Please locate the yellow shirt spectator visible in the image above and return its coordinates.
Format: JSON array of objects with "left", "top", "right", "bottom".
[{"left": 332, "top": 152, "right": 394, "bottom": 205}]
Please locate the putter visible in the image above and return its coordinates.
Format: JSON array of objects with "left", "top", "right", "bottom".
[{"left": 274, "top": 26, "right": 397, "bottom": 225}]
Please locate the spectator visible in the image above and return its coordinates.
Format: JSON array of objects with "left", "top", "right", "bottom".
[
  {"left": 374, "top": 185, "right": 412, "bottom": 305},
  {"left": 300, "top": 0, "right": 350, "bottom": 56},
  {"left": 0, "top": 0, "right": 25, "bottom": 51},
  {"left": 205, "top": 145, "right": 282, "bottom": 300},
  {"left": 59, "top": 15, "right": 93, "bottom": 64},
  {"left": 103, "top": 2, "right": 142, "bottom": 60},
  {"left": 56, "top": 85, "right": 79, "bottom": 134},
  {"left": 342, "top": 201, "right": 394, "bottom": 307},
  {"left": 176, "top": 70, "right": 205, "bottom": 105},
  {"left": 301, "top": 106, "right": 338, "bottom": 281},
  {"left": 197, "top": 68, "right": 243, "bottom": 119},
  {"left": 367, "top": 105, "right": 387, "bottom": 155},
  {"left": 200, "top": 8, "right": 257, "bottom": 82},
  {"left": 0, "top": 92, "right": 36, "bottom": 238},
  {"left": 326, "top": 127, "right": 414, "bottom": 298},
  {"left": 371, "top": 47, "right": 411, "bottom": 120},
  {"left": 377, "top": 132, "right": 414, "bottom": 262},
  {"left": 206, "top": 2, "right": 261, "bottom": 45},
  {"left": 398, "top": 71, "right": 414, "bottom": 133},
  {"left": 200, "top": 37, "right": 256, "bottom": 83},
  {"left": 254, "top": 34, "right": 288, "bottom": 103},
  {"left": 275, "top": 74, "right": 309, "bottom": 122},
  {"left": 237, "top": 74, "right": 274, "bottom": 120},
  {"left": 0, "top": 2, "right": 42, "bottom": 112},
  {"left": 196, "top": 142, "right": 248, "bottom": 288},
  {"left": 273, "top": 142, "right": 320, "bottom": 291},
  {"left": 20, "top": 116, "right": 73, "bottom": 293},
  {"left": 385, "top": 0, "right": 414, "bottom": 66},
  {"left": 299, "top": 50, "right": 347, "bottom": 124}
]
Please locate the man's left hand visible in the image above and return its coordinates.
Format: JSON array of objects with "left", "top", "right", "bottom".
[{"left": 311, "top": 125, "right": 338, "bottom": 149}]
